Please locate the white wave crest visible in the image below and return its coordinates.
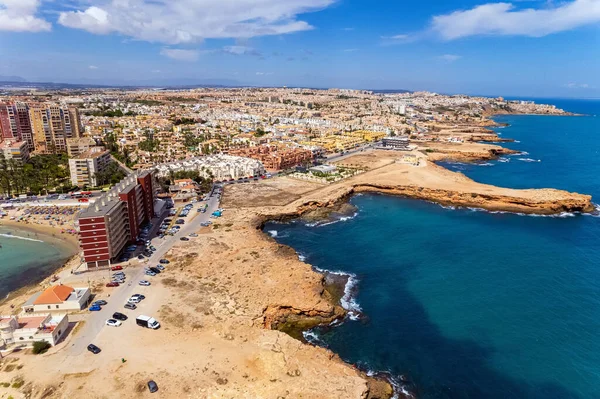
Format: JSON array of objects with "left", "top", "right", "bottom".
[
  {"left": 518, "top": 158, "right": 541, "bottom": 163},
  {"left": 267, "top": 230, "right": 278, "bottom": 238},
  {"left": 0, "top": 233, "right": 43, "bottom": 243},
  {"left": 304, "top": 212, "right": 358, "bottom": 228},
  {"left": 313, "top": 266, "right": 362, "bottom": 319},
  {"left": 497, "top": 157, "right": 510, "bottom": 163},
  {"left": 298, "top": 253, "right": 307, "bottom": 262}
]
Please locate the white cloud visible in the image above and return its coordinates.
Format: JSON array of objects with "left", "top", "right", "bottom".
[
  {"left": 160, "top": 48, "right": 199, "bottom": 62},
  {"left": 343, "top": 27, "right": 355, "bottom": 31},
  {"left": 432, "top": 0, "right": 600, "bottom": 40},
  {"left": 222, "top": 46, "right": 261, "bottom": 56},
  {"left": 58, "top": 0, "right": 336, "bottom": 44},
  {"left": 0, "top": 0, "right": 51, "bottom": 32},
  {"left": 88, "top": 65, "right": 99, "bottom": 69},
  {"left": 256, "top": 72, "right": 274, "bottom": 76},
  {"left": 438, "top": 54, "right": 462, "bottom": 62},
  {"left": 343, "top": 48, "right": 358, "bottom": 52}
]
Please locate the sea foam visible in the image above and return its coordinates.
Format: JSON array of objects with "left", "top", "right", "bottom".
[{"left": 0, "top": 233, "right": 43, "bottom": 243}]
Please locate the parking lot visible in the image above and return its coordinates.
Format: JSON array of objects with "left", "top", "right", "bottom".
[{"left": 65, "top": 192, "right": 222, "bottom": 356}]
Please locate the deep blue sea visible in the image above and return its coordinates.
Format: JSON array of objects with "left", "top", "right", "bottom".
[{"left": 264, "top": 99, "right": 600, "bottom": 399}]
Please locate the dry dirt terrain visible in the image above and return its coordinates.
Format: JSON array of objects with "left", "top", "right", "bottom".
[{"left": 0, "top": 146, "right": 594, "bottom": 399}]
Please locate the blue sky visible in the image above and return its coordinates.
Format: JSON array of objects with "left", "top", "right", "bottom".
[{"left": 1, "top": 0, "right": 599, "bottom": 97}]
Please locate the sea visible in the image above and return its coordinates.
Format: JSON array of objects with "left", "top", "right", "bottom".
[
  {"left": 264, "top": 98, "right": 600, "bottom": 399},
  {"left": 0, "top": 227, "right": 75, "bottom": 299}
]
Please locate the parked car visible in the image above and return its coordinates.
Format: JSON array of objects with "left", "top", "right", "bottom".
[
  {"left": 180, "top": 237, "right": 190, "bottom": 241},
  {"left": 189, "top": 233, "right": 198, "bottom": 237},
  {"left": 124, "top": 303, "right": 137, "bottom": 310},
  {"left": 139, "top": 280, "right": 151, "bottom": 286},
  {"left": 132, "top": 294, "right": 146, "bottom": 301},
  {"left": 87, "top": 344, "right": 101, "bottom": 354},
  {"left": 145, "top": 271, "right": 156, "bottom": 277},
  {"left": 89, "top": 305, "right": 102, "bottom": 311},
  {"left": 112, "top": 312, "right": 127, "bottom": 321},
  {"left": 106, "top": 319, "right": 122, "bottom": 327},
  {"left": 128, "top": 297, "right": 141, "bottom": 304},
  {"left": 149, "top": 267, "right": 161, "bottom": 274},
  {"left": 137, "top": 255, "right": 145, "bottom": 260},
  {"left": 106, "top": 282, "right": 119, "bottom": 287},
  {"left": 111, "top": 266, "right": 123, "bottom": 271},
  {"left": 155, "top": 265, "right": 165, "bottom": 271},
  {"left": 159, "top": 259, "right": 170, "bottom": 264},
  {"left": 93, "top": 300, "right": 107, "bottom": 306}
]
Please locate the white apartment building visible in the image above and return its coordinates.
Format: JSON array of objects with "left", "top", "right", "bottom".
[
  {"left": 68, "top": 148, "right": 112, "bottom": 187},
  {"left": 155, "top": 154, "right": 265, "bottom": 181}
]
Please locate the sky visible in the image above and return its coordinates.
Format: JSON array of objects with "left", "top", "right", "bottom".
[{"left": 0, "top": 0, "right": 599, "bottom": 97}]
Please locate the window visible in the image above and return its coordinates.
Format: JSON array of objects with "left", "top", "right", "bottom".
[
  {"left": 29, "top": 336, "right": 34, "bottom": 339},
  {"left": 19, "top": 337, "right": 24, "bottom": 340},
  {"left": 56, "top": 305, "right": 59, "bottom": 309},
  {"left": 47, "top": 305, "right": 51, "bottom": 309}
]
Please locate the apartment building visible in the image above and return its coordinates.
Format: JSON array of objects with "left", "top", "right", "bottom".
[
  {"left": 66, "top": 137, "right": 98, "bottom": 157},
  {"left": 229, "top": 145, "right": 313, "bottom": 171},
  {"left": 0, "top": 140, "right": 30, "bottom": 163},
  {"left": 68, "top": 148, "right": 112, "bottom": 187},
  {"left": 0, "top": 102, "right": 82, "bottom": 154},
  {"left": 77, "top": 171, "right": 155, "bottom": 268}
]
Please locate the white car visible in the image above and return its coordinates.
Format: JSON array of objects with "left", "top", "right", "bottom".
[
  {"left": 106, "top": 319, "right": 122, "bottom": 327},
  {"left": 139, "top": 280, "right": 151, "bottom": 286},
  {"left": 127, "top": 297, "right": 141, "bottom": 304}
]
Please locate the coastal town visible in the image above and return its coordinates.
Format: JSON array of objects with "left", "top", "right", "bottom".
[{"left": 0, "top": 87, "right": 591, "bottom": 399}]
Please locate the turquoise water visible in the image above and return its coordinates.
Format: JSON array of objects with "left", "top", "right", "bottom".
[
  {"left": 265, "top": 99, "right": 600, "bottom": 398},
  {"left": 0, "top": 228, "right": 74, "bottom": 299}
]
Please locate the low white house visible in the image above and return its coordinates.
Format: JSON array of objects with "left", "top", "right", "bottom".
[
  {"left": 0, "top": 313, "right": 69, "bottom": 347},
  {"left": 22, "top": 285, "right": 91, "bottom": 313}
]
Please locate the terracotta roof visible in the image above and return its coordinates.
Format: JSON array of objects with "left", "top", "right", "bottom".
[{"left": 33, "top": 285, "right": 74, "bottom": 305}]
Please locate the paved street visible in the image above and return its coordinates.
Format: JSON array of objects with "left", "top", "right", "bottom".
[{"left": 66, "top": 193, "right": 221, "bottom": 355}]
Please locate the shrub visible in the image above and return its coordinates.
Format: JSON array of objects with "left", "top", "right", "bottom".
[{"left": 32, "top": 341, "right": 51, "bottom": 355}]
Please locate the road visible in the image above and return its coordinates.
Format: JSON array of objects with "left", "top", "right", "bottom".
[{"left": 67, "top": 194, "right": 221, "bottom": 355}]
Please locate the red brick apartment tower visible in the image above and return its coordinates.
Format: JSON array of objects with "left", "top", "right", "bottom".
[
  {"left": 78, "top": 214, "right": 110, "bottom": 267},
  {"left": 0, "top": 103, "right": 16, "bottom": 140},
  {"left": 137, "top": 171, "right": 155, "bottom": 220}
]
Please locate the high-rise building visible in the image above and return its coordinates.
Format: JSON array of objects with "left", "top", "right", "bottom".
[
  {"left": 2, "top": 102, "right": 82, "bottom": 154},
  {"left": 45, "top": 105, "right": 82, "bottom": 153},
  {"left": 29, "top": 104, "right": 50, "bottom": 153},
  {"left": 68, "top": 148, "right": 112, "bottom": 188},
  {"left": 14, "top": 103, "right": 34, "bottom": 151},
  {"left": 77, "top": 171, "right": 156, "bottom": 268}
]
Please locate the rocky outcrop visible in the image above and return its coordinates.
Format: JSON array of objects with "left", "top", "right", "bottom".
[
  {"left": 263, "top": 304, "right": 346, "bottom": 341},
  {"left": 352, "top": 184, "right": 595, "bottom": 215},
  {"left": 425, "top": 147, "right": 519, "bottom": 162}
]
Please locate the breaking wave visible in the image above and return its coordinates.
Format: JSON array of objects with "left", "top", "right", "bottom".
[{"left": 0, "top": 233, "right": 43, "bottom": 243}]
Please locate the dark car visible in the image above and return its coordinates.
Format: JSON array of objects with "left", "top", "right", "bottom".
[
  {"left": 149, "top": 267, "right": 161, "bottom": 274},
  {"left": 159, "top": 259, "right": 170, "bottom": 264},
  {"left": 124, "top": 303, "right": 137, "bottom": 310},
  {"left": 148, "top": 380, "right": 158, "bottom": 393},
  {"left": 133, "top": 294, "right": 146, "bottom": 300},
  {"left": 112, "top": 312, "right": 128, "bottom": 321},
  {"left": 180, "top": 237, "right": 189, "bottom": 241},
  {"left": 87, "top": 344, "right": 101, "bottom": 354}
]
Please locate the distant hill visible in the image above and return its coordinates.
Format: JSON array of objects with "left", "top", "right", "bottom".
[{"left": 0, "top": 75, "right": 27, "bottom": 83}]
